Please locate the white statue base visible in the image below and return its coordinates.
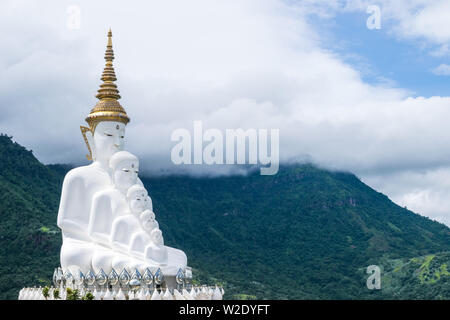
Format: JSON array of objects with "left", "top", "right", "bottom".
[
  {"left": 18, "top": 285, "right": 224, "bottom": 300},
  {"left": 18, "top": 264, "right": 224, "bottom": 300}
]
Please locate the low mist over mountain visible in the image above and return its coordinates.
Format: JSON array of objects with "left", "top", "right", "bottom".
[{"left": 0, "top": 134, "right": 449, "bottom": 299}]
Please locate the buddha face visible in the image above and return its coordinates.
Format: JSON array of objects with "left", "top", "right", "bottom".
[
  {"left": 128, "top": 189, "right": 147, "bottom": 214},
  {"left": 151, "top": 229, "right": 164, "bottom": 246},
  {"left": 93, "top": 121, "right": 126, "bottom": 162},
  {"left": 113, "top": 159, "right": 139, "bottom": 191},
  {"left": 140, "top": 210, "right": 158, "bottom": 231}
]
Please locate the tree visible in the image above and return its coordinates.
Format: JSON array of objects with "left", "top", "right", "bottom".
[{"left": 42, "top": 286, "right": 50, "bottom": 300}]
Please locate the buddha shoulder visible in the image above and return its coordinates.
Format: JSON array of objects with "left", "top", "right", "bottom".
[{"left": 62, "top": 164, "right": 111, "bottom": 186}]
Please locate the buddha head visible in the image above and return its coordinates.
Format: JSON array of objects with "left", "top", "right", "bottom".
[
  {"left": 110, "top": 151, "right": 139, "bottom": 192},
  {"left": 126, "top": 184, "right": 148, "bottom": 214},
  {"left": 150, "top": 228, "right": 164, "bottom": 246},
  {"left": 85, "top": 121, "right": 126, "bottom": 164},
  {"left": 140, "top": 209, "right": 159, "bottom": 232},
  {"left": 80, "top": 29, "right": 130, "bottom": 165}
]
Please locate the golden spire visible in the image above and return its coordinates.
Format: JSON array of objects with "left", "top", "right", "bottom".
[
  {"left": 84, "top": 29, "right": 130, "bottom": 132},
  {"left": 81, "top": 29, "right": 130, "bottom": 161}
]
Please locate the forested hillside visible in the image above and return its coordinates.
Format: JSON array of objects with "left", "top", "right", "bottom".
[{"left": 1, "top": 134, "right": 449, "bottom": 299}]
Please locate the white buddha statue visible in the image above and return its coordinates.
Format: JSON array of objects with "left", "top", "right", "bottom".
[
  {"left": 145, "top": 229, "right": 168, "bottom": 265},
  {"left": 57, "top": 29, "right": 131, "bottom": 275},
  {"left": 88, "top": 151, "right": 140, "bottom": 273},
  {"left": 141, "top": 209, "right": 159, "bottom": 232},
  {"left": 129, "top": 208, "right": 159, "bottom": 260},
  {"left": 110, "top": 184, "right": 146, "bottom": 254},
  {"left": 58, "top": 121, "right": 127, "bottom": 275},
  {"left": 57, "top": 29, "right": 188, "bottom": 279},
  {"left": 109, "top": 183, "right": 148, "bottom": 272}
]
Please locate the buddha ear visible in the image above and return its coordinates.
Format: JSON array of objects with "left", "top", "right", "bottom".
[{"left": 80, "top": 126, "right": 96, "bottom": 161}]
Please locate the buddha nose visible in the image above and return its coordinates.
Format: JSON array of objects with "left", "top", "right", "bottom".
[{"left": 113, "top": 135, "right": 122, "bottom": 148}]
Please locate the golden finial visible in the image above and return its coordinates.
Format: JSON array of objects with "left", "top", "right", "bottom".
[
  {"left": 97, "top": 28, "right": 118, "bottom": 98},
  {"left": 81, "top": 29, "right": 130, "bottom": 160},
  {"left": 84, "top": 29, "right": 130, "bottom": 130},
  {"left": 107, "top": 28, "right": 112, "bottom": 47}
]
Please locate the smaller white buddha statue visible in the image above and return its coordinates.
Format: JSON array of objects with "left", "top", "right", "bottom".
[
  {"left": 129, "top": 209, "right": 159, "bottom": 259},
  {"left": 110, "top": 184, "right": 154, "bottom": 273},
  {"left": 141, "top": 210, "right": 159, "bottom": 231},
  {"left": 145, "top": 228, "right": 168, "bottom": 265},
  {"left": 110, "top": 184, "right": 147, "bottom": 253},
  {"left": 88, "top": 151, "right": 140, "bottom": 273}
]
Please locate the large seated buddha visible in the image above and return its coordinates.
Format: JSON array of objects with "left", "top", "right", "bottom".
[{"left": 57, "top": 30, "right": 187, "bottom": 280}]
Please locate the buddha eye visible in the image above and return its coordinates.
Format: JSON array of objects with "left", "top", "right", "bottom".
[
  {"left": 122, "top": 169, "right": 130, "bottom": 172},
  {"left": 135, "top": 170, "right": 139, "bottom": 174},
  {"left": 120, "top": 136, "right": 124, "bottom": 138}
]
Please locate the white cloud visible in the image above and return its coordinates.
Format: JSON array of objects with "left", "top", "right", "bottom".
[
  {"left": 363, "top": 167, "right": 450, "bottom": 226},
  {"left": 382, "top": 0, "right": 450, "bottom": 44},
  {"left": 430, "top": 44, "right": 450, "bottom": 57},
  {"left": 1, "top": 0, "right": 450, "bottom": 225},
  {"left": 432, "top": 64, "right": 450, "bottom": 76}
]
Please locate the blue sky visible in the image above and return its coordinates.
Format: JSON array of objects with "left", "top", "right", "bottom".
[{"left": 308, "top": 9, "right": 450, "bottom": 97}]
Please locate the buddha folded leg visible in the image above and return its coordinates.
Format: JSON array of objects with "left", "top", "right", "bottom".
[
  {"left": 166, "top": 246, "right": 187, "bottom": 268},
  {"left": 144, "top": 243, "right": 168, "bottom": 265},
  {"left": 144, "top": 246, "right": 188, "bottom": 277},
  {"left": 127, "top": 258, "right": 148, "bottom": 275},
  {"left": 111, "top": 253, "right": 144, "bottom": 274},
  {"left": 91, "top": 245, "right": 115, "bottom": 274},
  {"left": 60, "top": 238, "right": 95, "bottom": 275}
]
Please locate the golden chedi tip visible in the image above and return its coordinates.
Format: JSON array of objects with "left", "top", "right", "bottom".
[{"left": 85, "top": 29, "right": 130, "bottom": 133}]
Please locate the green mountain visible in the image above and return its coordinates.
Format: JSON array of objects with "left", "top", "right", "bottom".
[
  {"left": 1, "top": 134, "right": 449, "bottom": 299},
  {"left": 374, "top": 252, "right": 450, "bottom": 299},
  {"left": 0, "top": 134, "right": 64, "bottom": 299}
]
